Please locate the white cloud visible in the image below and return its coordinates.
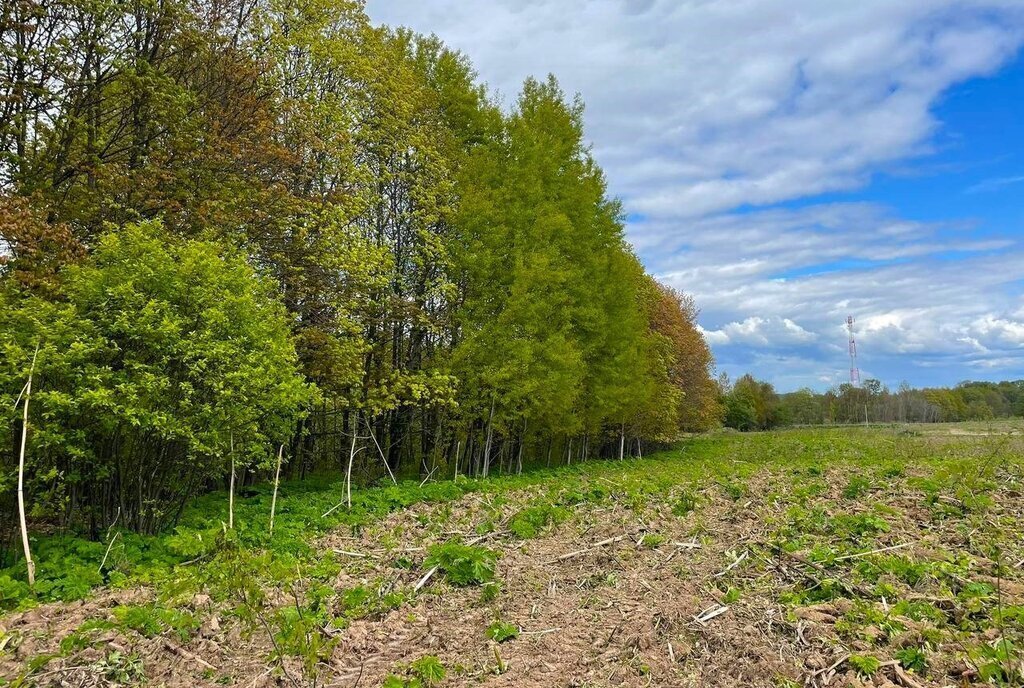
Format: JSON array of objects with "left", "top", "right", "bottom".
[
  {"left": 966, "top": 175, "right": 1024, "bottom": 193},
  {"left": 701, "top": 316, "right": 817, "bottom": 347},
  {"left": 367, "top": 0, "right": 1024, "bottom": 216},
  {"left": 364, "top": 0, "right": 1024, "bottom": 388}
]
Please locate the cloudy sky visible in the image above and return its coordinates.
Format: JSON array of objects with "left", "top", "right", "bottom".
[{"left": 365, "top": 0, "right": 1024, "bottom": 391}]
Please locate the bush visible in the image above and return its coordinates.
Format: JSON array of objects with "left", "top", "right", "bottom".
[{"left": 0, "top": 221, "right": 314, "bottom": 535}]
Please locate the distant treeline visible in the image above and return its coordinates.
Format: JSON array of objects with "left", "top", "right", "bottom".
[
  {"left": 0, "top": 0, "right": 720, "bottom": 544},
  {"left": 721, "top": 375, "right": 1024, "bottom": 430}
]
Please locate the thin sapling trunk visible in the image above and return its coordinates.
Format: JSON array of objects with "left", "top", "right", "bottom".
[
  {"left": 269, "top": 444, "right": 283, "bottom": 536},
  {"left": 228, "top": 432, "right": 235, "bottom": 529},
  {"left": 17, "top": 344, "right": 39, "bottom": 586},
  {"left": 346, "top": 423, "right": 357, "bottom": 509}
]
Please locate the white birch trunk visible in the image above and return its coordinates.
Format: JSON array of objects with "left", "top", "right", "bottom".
[
  {"left": 269, "top": 444, "right": 284, "bottom": 536},
  {"left": 17, "top": 345, "right": 38, "bottom": 586},
  {"left": 346, "top": 421, "right": 358, "bottom": 509},
  {"left": 228, "top": 432, "right": 235, "bottom": 529}
]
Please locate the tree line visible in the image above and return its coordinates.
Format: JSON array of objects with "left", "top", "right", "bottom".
[
  {"left": 0, "top": 0, "right": 719, "bottom": 547},
  {"left": 721, "top": 374, "right": 1024, "bottom": 430}
]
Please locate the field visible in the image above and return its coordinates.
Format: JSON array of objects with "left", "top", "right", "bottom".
[{"left": 2, "top": 423, "right": 1023, "bottom": 687}]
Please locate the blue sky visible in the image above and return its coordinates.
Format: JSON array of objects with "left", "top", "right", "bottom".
[{"left": 365, "top": 1, "right": 1024, "bottom": 392}]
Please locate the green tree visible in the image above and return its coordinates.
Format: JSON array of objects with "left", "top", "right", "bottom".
[{"left": 0, "top": 221, "right": 312, "bottom": 534}]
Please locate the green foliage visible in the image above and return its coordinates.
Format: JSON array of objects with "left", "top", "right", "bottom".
[
  {"left": 970, "top": 639, "right": 1021, "bottom": 684},
  {"left": 508, "top": 504, "right": 568, "bottom": 539},
  {"left": 270, "top": 607, "right": 338, "bottom": 679},
  {"left": 93, "top": 651, "right": 146, "bottom": 684},
  {"left": 672, "top": 491, "right": 698, "bottom": 516},
  {"left": 410, "top": 655, "right": 447, "bottom": 686},
  {"left": 639, "top": 533, "right": 665, "bottom": 549},
  {"left": 337, "top": 583, "right": 409, "bottom": 622},
  {"left": 0, "top": 0, "right": 727, "bottom": 586},
  {"left": 719, "top": 479, "right": 746, "bottom": 501},
  {"left": 722, "top": 374, "right": 783, "bottom": 431},
  {"left": 0, "top": 221, "right": 312, "bottom": 533},
  {"left": 382, "top": 655, "right": 446, "bottom": 688},
  {"left": 0, "top": 576, "right": 30, "bottom": 610},
  {"left": 486, "top": 620, "right": 519, "bottom": 643},
  {"left": 843, "top": 475, "right": 872, "bottom": 499},
  {"left": 423, "top": 542, "right": 497, "bottom": 587},
  {"left": 741, "top": 376, "right": 1024, "bottom": 426},
  {"left": 112, "top": 605, "right": 198, "bottom": 641},
  {"left": 895, "top": 646, "right": 928, "bottom": 674},
  {"left": 847, "top": 654, "right": 881, "bottom": 677}
]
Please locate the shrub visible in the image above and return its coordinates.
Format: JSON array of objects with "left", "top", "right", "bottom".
[{"left": 0, "top": 221, "right": 314, "bottom": 534}]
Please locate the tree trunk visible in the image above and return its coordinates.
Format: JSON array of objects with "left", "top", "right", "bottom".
[
  {"left": 516, "top": 422, "right": 525, "bottom": 475},
  {"left": 482, "top": 399, "right": 495, "bottom": 478},
  {"left": 345, "top": 420, "right": 358, "bottom": 509},
  {"left": 228, "top": 433, "right": 235, "bottom": 529},
  {"left": 17, "top": 345, "right": 38, "bottom": 586},
  {"left": 269, "top": 444, "right": 283, "bottom": 536}
]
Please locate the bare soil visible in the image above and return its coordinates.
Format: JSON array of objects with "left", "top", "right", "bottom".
[{"left": 3, "top": 444, "right": 1023, "bottom": 688}]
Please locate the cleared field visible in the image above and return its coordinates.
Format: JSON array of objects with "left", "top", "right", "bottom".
[{"left": 2, "top": 423, "right": 1023, "bottom": 687}]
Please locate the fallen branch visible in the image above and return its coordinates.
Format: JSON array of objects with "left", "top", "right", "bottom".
[
  {"left": 164, "top": 639, "right": 216, "bottom": 671},
  {"left": 419, "top": 465, "right": 438, "bottom": 487},
  {"left": 811, "top": 653, "right": 850, "bottom": 682},
  {"left": 546, "top": 534, "right": 629, "bottom": 564},
  {"left": 714, "top": 550, "right": 748, "bottom": 577},
  {"left": 98, "top": 531, "right": 121, "bottom": 574},
  {"left": 673, "top": 540, "right": 702, "bottom": 549},
  {"left": 693, "top": 604, "right": 729, "bottom": 624},
  {"left": 414, "top": 566, "right": 439, "bottom": 592},
  {"left": 767, "top": 543, "right": 874, "bottom": 598},
  {"left": 833, "top": 542, "right": 913, "bottom": 561},
  {"left": 878, "top": 660, "right": 927, "bottom": 688},
  {"left": 332, "top": 549, "right": 375, "bottom": 559}
]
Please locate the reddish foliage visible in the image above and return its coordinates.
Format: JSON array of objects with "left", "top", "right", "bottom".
[{"left": 0, "top": 195, "right": 85, "bottom": 297}]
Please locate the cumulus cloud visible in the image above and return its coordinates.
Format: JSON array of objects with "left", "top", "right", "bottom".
[
  {"left": 700, "top": 317, "right": 817, "bottom": 347},
  {"left": 365, "top": 0, "right": 1024, "bottom": 389}
]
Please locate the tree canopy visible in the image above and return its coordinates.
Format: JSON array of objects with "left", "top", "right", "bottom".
[{"left": 0, "top": 0, "right": 720, "bottom": 541}]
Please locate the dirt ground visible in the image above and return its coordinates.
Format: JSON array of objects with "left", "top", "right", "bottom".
[{"left": 3, "top": 435, "right": 1023, "bottom": 688}]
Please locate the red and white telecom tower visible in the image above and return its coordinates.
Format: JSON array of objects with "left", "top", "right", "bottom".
[{"left": 847, "top": 315, "right": 860, "bottom": 387}]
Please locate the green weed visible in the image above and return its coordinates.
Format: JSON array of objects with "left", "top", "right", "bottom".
[
  {"left": 423, "top": 541, "right": 497, "bottom": 587},
  {"left": 486, "top": 620, "right": 519, "bottom": 643}
]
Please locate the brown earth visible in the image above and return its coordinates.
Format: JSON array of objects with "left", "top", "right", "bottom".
[{"left": 2, "top": 459, "right": 1022, "bottom": 688}]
